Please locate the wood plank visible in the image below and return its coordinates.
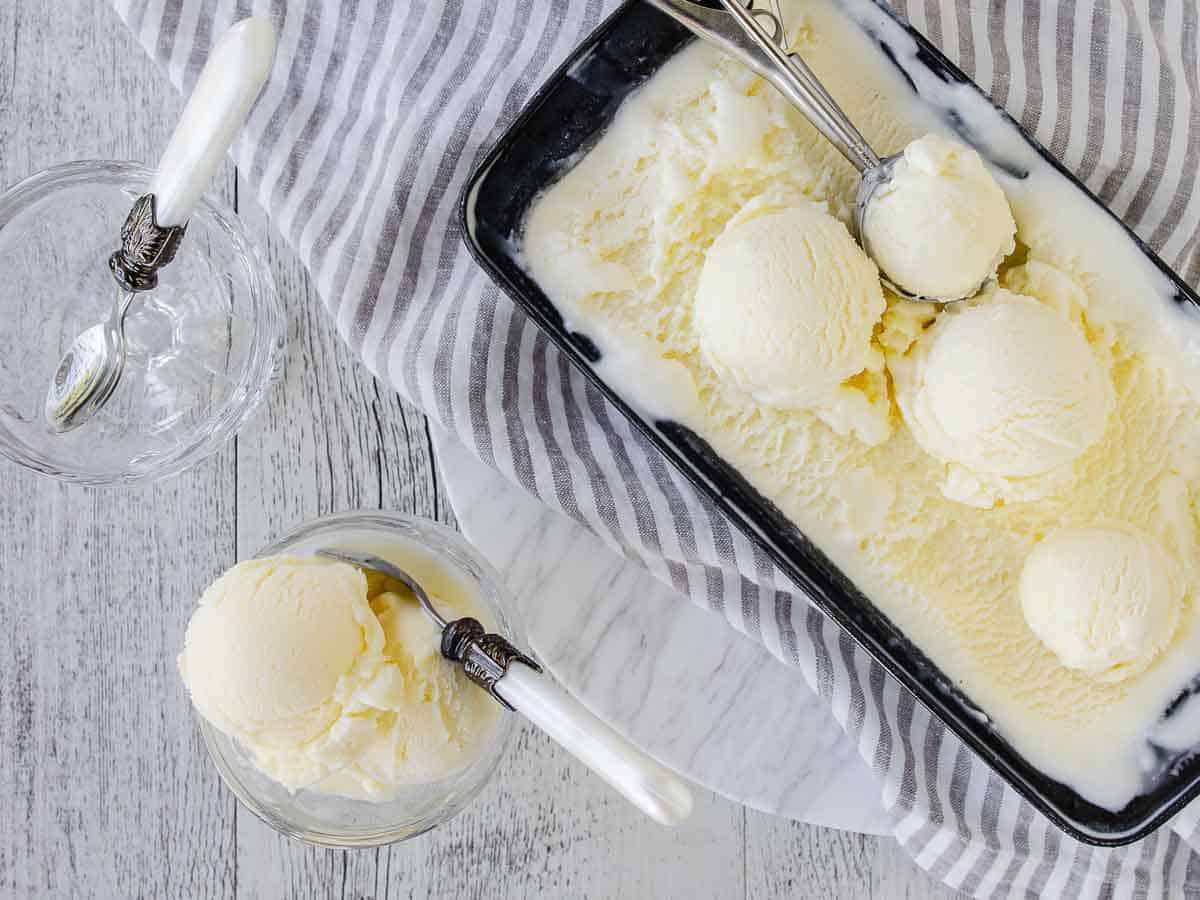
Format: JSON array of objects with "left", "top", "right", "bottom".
[
  {"left": 744, "top": 811, "right": 964, "bottom": 899},
  {"left": 0, "top": 1, "right": 236, "bottom": 897},
  {"left": 231, "top": 176, "right": 444, "bottom": 898},
  {"left": 745, "top": 815, "right": 876, "bottom": 900},
  {"left": 868, "top": 833, "right": 967, "bottom": 899},
  {"left": 370, "top": 736, "right": 745, "bottom": 900}
]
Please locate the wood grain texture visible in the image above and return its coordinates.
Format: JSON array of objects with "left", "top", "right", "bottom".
[
  {"left": 0, "top": 2, "right": 236, "bottom": 899},
  {"left": 744, "top": 816, "right": 964, "bottom": 900},
  {"left": 0, "top": 1, "right": 959, "bottom": 897}
]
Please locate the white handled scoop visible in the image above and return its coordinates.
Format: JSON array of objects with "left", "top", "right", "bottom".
[
  {"left": 45, "top": 18, "right": 276, "bottom": 432},
  {"left": 317, "top": 548, "right": 695, "bottom": 828}
]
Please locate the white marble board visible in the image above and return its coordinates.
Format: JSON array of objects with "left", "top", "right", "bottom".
[{"left": 432, "top": 429, "right": 891, "bottom": 835}]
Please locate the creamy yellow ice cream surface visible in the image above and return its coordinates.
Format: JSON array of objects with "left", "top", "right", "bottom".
[
  {"left": 1019, "top": 524, "right": 1182, "bottom": 682},
  {"left": 521, "top": 0, "right": 1200, "bottom": 808},
  {"left": 889, "top": 289, "right": 1115, "bottom": 508},
  {"left": 180, "top": 554, "right": 500, "bottom": 801},
  {"left": 694, "top": 201, "right": 890, "bottom": 444}
]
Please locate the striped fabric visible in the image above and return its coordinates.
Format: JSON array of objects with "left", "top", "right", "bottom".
[{"left": 113, "top": 0, "right": 1200, "bottom": 895}]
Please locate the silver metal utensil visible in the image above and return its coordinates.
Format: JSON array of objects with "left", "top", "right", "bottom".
[
  {"left": 45, "top": 18, "right": 276, "bottom": 432},
  {"left": 645, "top": 0, "right": 974, "bottom": 303},
  {"left": 316, "top": 548, "right": 695, "bottom": 827},
  {"left": 45, "top": 291, "right": 138, "bottom": 432}
]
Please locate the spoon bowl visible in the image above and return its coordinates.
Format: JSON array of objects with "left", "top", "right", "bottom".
[
  {"left": 854, "top": 153, "right": 999, "bottom": 303},
  {"left": 45, "top": 291, "right": 132, "bottom": 432},
  {"left": 853, "top": 153, "right": 947, "bottom": 302}
]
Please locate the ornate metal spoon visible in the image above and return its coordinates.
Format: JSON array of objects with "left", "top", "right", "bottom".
[
  {"left": 317, "top": 548, "right": 695, "bottom": 827},
  {"left": 45, "top": 18, "right": 276, "bottom": 432}
]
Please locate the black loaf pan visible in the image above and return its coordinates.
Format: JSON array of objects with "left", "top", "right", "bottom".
[{"left": 459, "top": 0, "right": 1200, "bottom": 846}]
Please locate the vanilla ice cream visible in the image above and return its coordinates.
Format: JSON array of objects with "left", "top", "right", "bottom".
[
  {"left": 1020, "top": 525, "right": 1182, "bottom": 682},
  {"left": 521, "top": 0, "right": 1200, "bottom": 810},
  {"left": 889, "top": 290, "right": 1114, "bottom": 507},
  {"left": 863, "top": 133, "right": 1016, "bottom": 301},
  {"left": 179, "top": 557, "right": 383, "bottom": 748},
  {"left": 694, "top": 202, "right": 889, "bottom": 442},
  {"left": 180, "top": 554, "right": 500, "bottom": 800}
]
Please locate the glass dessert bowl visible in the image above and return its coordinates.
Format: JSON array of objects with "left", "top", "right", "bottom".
[
  {"left": 197, "top": 511, "right": 518, "bottom": 848},
  {"left": 0, "top": 161, "right": 283, "bottom": 484}
]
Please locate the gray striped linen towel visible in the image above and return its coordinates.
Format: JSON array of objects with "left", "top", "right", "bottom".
[{"left": 113, "top": 0, "right": 1200, "bottom": 895}]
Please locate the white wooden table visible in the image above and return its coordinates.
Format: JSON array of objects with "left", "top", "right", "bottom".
[{"left": 0, "top": 2, "right": 960, "bottom": 896}]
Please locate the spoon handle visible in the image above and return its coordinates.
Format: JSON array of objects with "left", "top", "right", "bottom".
[
  {"left": 494, "top": 661, "right": 695, "bottom": 827},
  {"left": 149, "top": 18, "right": 276, "bottom": 227}
]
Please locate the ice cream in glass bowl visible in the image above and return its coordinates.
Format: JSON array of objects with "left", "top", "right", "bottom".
[{"left": 182, "top": 511, "right": 517, "bottom": 847}]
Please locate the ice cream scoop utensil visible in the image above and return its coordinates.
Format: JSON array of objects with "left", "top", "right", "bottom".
[
  {"left": 316, "top": 548, "right": 695, "bottom": 827},
  {"left": 644, "top": 0, "right": 957, "bottom": 302},
  {"left": 45, "top": 18, "right": 276, "bottom": 432}
]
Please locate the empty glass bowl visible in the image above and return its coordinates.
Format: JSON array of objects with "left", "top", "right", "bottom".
[
  {"left": 198, "top": 511, "right": 518, "bottom": 847},
  {"left": 0, "top": 161, "right": 283, "bottom": 483}
]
